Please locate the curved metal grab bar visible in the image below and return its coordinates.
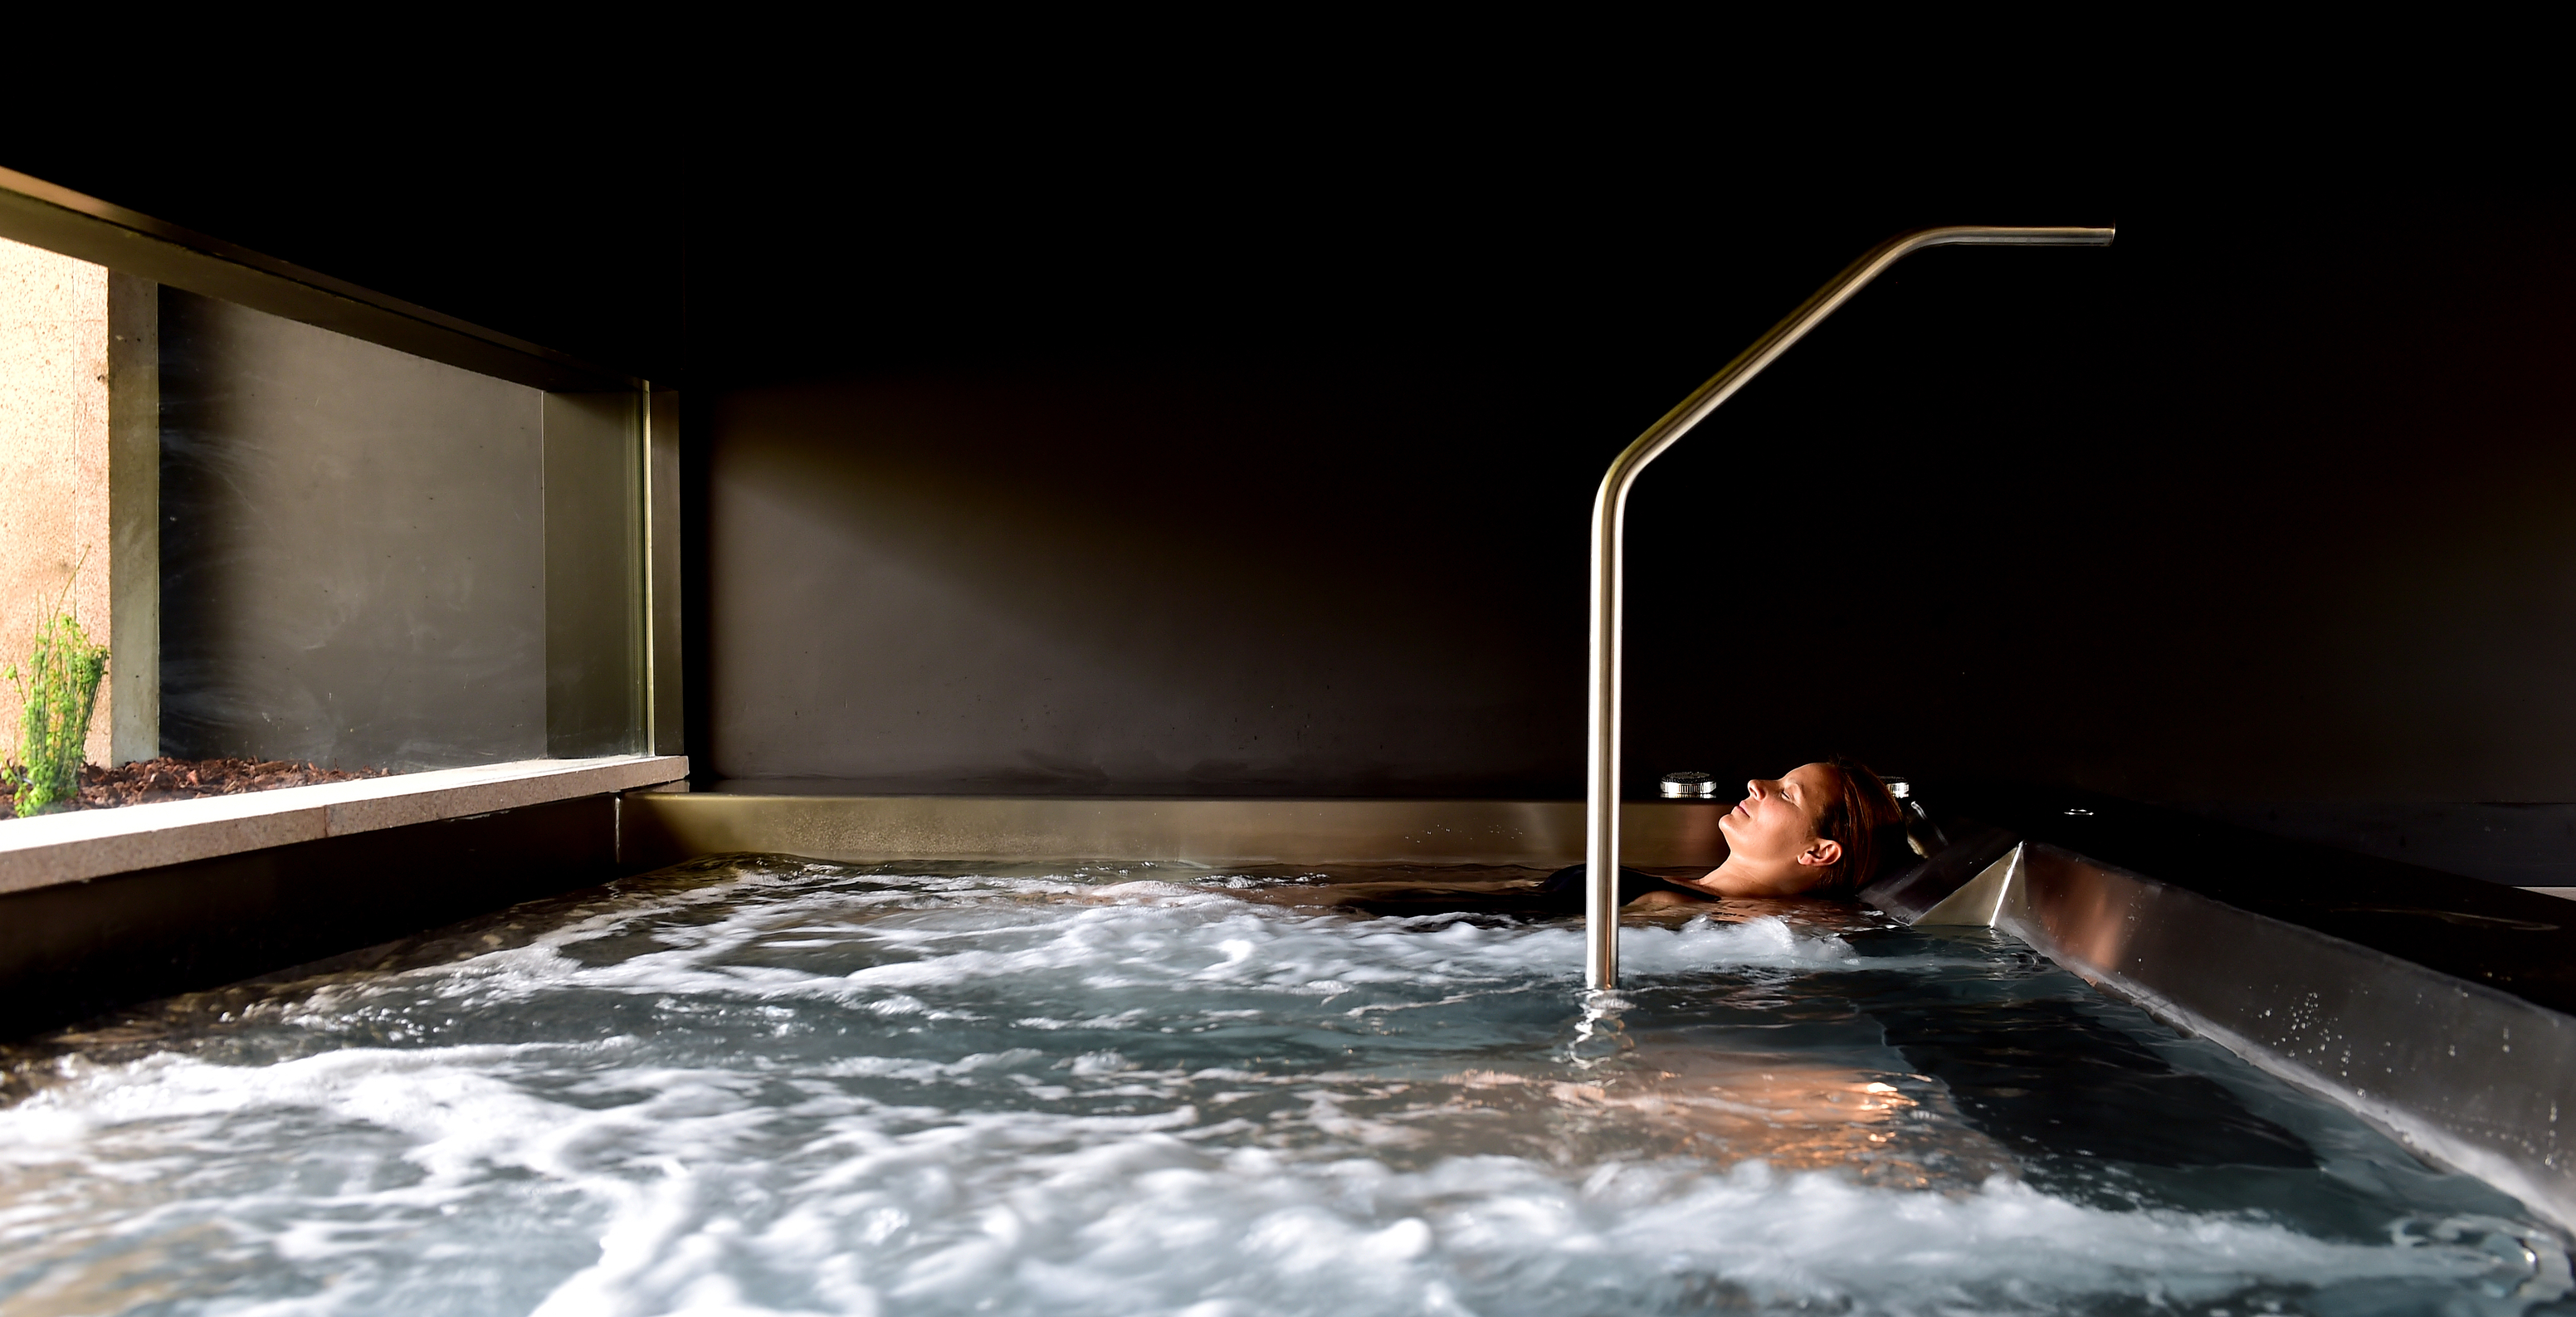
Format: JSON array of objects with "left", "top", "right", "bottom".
[{"left": 1583, "top": 224, "right": 2115, "bottom": 989}]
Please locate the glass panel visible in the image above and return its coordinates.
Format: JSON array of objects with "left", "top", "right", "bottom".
[{"left": 159, "top": 286, "right": 551, "bottom": 768}]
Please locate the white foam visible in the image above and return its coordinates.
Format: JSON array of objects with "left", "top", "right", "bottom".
[
  {"left": 329, "top": 875, "right": 1868, "bottom": 1022},
  {"left": 4, "top": 1043, "right": 2547, "bottom": 1315},
  {"left": 0, "top": 865, "right": 2554, "bottom": 1314}
]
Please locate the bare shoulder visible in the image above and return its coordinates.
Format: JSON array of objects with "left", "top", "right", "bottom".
[{"left": 1624, "top": 888, "right": 1718, "bottom": 910}]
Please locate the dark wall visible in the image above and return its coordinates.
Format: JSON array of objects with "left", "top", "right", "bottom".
[
  {"left": 1624, "top": 211, "right": 2576, "bottom": 807},
  {"left": 706, "top": 364, "right": 1588, "bottom": 793},
  {"left": 695, "top": 203, "right": 2576, "bottom": 806}
]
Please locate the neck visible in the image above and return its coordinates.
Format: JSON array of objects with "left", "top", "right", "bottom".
[{"left": 1681, "top": 856, "right": 1820, "bottom": 899}]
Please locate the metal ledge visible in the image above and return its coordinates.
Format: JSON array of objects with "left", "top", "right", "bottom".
[
  {"left": 0, "top": 754, "right": 686, "bottom": 895},
  {"left": 1897, "top": 841, "right": 2576, "bottom": 1232},
  {"left": 1922, "top": 784, "right": 2576, "bottom": 1018},
  {"left": 619, "top": 793, "right": 1726, "bottom": 871}
]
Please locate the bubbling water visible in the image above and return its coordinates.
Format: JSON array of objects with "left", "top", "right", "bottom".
[{"left": 0, "top": 856, "right": 2566, "bottom": 1316}]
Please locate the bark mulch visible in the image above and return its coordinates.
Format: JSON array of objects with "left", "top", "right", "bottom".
[{"left": 6, "top": 757, "right": 391, "bottom": 815}]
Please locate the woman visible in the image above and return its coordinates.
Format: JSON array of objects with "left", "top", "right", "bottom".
[
  {"left": 1329, "top": 758, "right": 1908, "bottom": 917},
  {"left": 1595, "top": 757, "right": 1908, "bottom": 907}
]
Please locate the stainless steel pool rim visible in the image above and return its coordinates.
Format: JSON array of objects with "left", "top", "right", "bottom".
[
  {"left": 1583, "top": 225, "right": 2116, "bottom": 989},
  {"left": 1893, "top": 841, "right": 2576, "bottom": 1233}
]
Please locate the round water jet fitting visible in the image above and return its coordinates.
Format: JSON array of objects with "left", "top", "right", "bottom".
[{"left": 1658, "top": 771, "right": 1718, "bottom": 798}]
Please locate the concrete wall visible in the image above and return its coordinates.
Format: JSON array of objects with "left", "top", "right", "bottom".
[
  {"left": 159, "top": 289, "right": 548, "bottom": 769},
  {"left": 0, "top": 237, "right": 114, "bottom": 768},
  {"left": 704, "top": 368, "right": 1573, "bottom": 794}
]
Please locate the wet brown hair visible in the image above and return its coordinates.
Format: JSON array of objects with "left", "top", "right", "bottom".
[{"left": 1809, "top": 756, "right": 1904, "bottom": 899}]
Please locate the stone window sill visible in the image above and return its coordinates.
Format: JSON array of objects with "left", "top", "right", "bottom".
[{"left": 0, "top": 754, "right": 686, "bottom": 895}]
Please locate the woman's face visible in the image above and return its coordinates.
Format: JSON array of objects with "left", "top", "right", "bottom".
[{"left": 1716, "top": 763, "right": 1845, "bottom": 876}]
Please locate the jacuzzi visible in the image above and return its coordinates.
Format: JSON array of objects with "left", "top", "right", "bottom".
[{"left": 2, "top": 789, "right": 2569, "bottom": 1315}]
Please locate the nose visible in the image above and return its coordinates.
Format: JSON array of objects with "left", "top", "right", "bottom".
[{"left": 1744, "top": 778, "right": 1769, "bottom": 802}]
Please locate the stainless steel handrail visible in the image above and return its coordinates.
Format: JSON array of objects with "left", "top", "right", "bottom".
[{"left": 1583, "top": 225, "right": 2115, "bottom": 989}]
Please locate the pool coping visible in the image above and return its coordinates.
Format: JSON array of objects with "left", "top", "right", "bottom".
[
  {"left": 0, "top": 754, "right": 687, "bottom": 895},
  {"left": 616, "top": 793, "right": 1730, "bottom": 870}
]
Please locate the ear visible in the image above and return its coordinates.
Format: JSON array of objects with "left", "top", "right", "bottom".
[{"left": 1796, "top": 838, "right": 1844, "bottom": 869}]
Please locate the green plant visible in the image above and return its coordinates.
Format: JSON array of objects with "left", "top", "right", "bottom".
[{"left": 4, "top": 573, "right": 108, "bottom": 818}]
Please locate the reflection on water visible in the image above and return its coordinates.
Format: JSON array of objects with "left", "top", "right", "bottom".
[
  {"left": 1444, "top": 1054, "right": 2018, "bottom": 1193},
  {"left": 0, "top": 856, "right": 2568, "bottom": 1315}
]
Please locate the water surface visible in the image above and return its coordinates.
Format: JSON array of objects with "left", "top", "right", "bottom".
[{"left": 1, "top": 856, "right": 2566, "bottom": 1315}]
